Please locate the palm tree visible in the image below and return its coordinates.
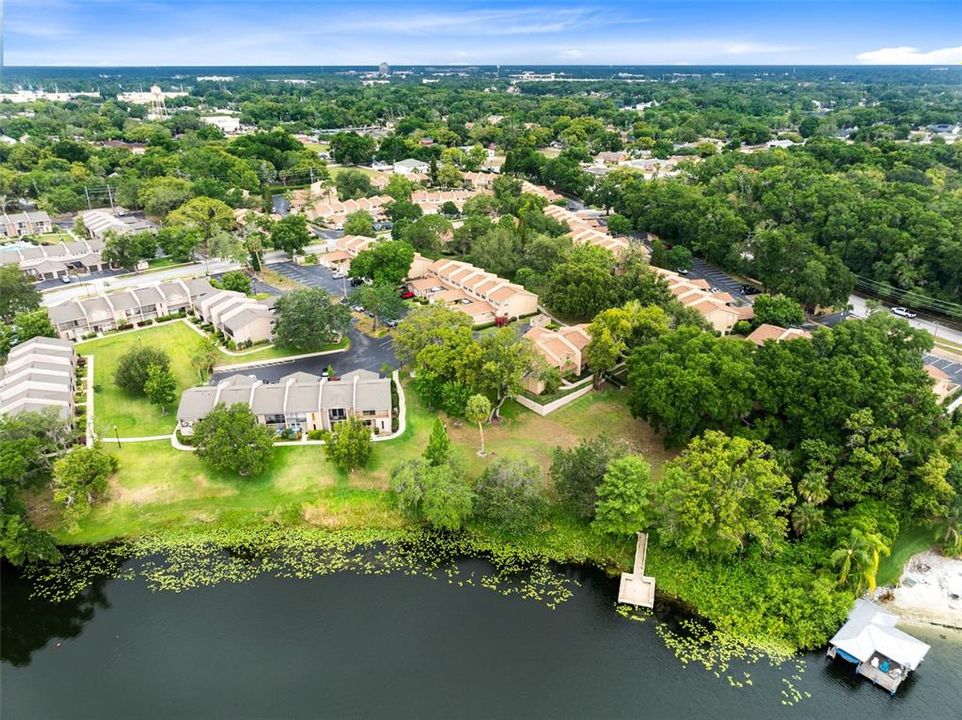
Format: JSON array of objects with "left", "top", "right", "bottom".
[
  {"left": 791, "top": 502, "right": 824, "bottom": 536},
  {"left": 796, "top": 471, "right": 830, "bottom": 505},
  {"left": 831, "top": 528, "right": 890, "bottom": 594},
  {"left": 465, "top": 394, "right": 491, "bottom": 457},
  {"left": 939, "top": 497, "right": 962, "bottom": 557}
]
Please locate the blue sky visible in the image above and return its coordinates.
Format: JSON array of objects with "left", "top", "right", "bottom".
[{"left": 6, "top": 0, "right": 961, "bottom": 66}]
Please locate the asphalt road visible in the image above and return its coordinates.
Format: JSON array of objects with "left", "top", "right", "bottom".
[
  {"left": 211, "top": 322, "right": 397, "bottom": 384},
  {"left": 210, "top": 271, "right": 282, "bottom": 298},
  {"left": 210, "top": 268, "right": 401, "bottom": 384}
]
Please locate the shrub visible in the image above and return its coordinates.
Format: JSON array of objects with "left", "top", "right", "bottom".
[
  {"left": 390, "top": 458, "right": 474, "bottom": 531},
  {"left": 550, "top": 435, "right": 628, "bottom": 520},
  {"left": 474, "top": 458, "right": 546, "bottom": 533}
]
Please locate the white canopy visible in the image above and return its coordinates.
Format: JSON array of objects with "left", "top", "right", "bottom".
[{"left": 830, "top": 599, "right": 931, "bottom": 671}]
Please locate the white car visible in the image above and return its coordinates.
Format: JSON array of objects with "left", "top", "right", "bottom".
[
  {"left": 60, "top": 275, "right": 73, "bottom": 284},
  {"left": 891, "top": 306, "right": 917, "bottom": 319}
]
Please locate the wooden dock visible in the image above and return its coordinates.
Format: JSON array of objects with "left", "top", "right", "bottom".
[{"left": 618, "top": 532, "right": 656, "bottom": 609}]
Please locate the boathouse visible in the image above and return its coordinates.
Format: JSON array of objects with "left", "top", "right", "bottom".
[{"left": 826, "top": 599, "right": 930, "bottom": 695}]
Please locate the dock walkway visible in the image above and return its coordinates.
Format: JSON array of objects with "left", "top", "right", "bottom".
[{"left": 618, "top": 532, "right": 656, "bottom": 609}]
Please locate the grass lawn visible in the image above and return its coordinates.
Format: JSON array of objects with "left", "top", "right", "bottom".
[
  {"left": 33, "top": 232, "right": 75, "bottom": 245},
  {"left": 31, "top": 381, "right": 672, "bottom": 548},
  {"left": 145, "top": 257, "right": 182, "bottom": 270},
  {"left": 213, "top": 335, "right": 348, "bottom": 367},
  {"left": 78, "top": 322, "right": 333, "bottom": 436},
  {"left": 877, "top": 523, "right": 937, "bottom": 587},
  {"left": 329, "top": 165, "right": 387, "bottom": 180},
  {"left": 79, "top": 323, "right": 214, "bottom": 436}
]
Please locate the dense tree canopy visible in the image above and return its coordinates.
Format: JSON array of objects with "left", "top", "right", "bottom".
[
  {"left": 657, "top": 432, "right": 795, "bottom": 557},
  {"left": 273, "top": 288, "right": 351, "bottom": 352},
  {"left": 192, "top": 404, "right": 275, "bottom": 477}
]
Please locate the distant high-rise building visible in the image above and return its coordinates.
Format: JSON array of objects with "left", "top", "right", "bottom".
[{"left": 379, "top": 62, "right": 390, "bottom": 76}]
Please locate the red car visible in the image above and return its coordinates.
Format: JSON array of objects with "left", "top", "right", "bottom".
[{"left": 399, "top": 290, "right": 415, "bottom": 300}]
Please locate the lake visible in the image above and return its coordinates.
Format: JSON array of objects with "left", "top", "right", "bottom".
[{"left": 2, "top": 555, "right": 961, "bottom": 719}]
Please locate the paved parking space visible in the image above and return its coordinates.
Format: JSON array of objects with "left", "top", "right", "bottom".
[
  {"left": 35, "top": 268, "right": 124, "bottom": 291},
  {"left": 924, "top": 354, "right": 962, "bottom": 385},
  {"left": 270, "top": 261, "right": 350, "bottom": 297},
  {"left": 689, "top": 258, "right": 753, "bottom": 304}
]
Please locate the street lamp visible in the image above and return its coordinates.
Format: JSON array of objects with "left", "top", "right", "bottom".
[{"left": 113, "top": 424, "right": 122, "bottom": 449}]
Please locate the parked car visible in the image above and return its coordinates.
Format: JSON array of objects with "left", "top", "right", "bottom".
[
  {"left": 60, "top": 275, "right": 73, "bottom": 284},
  {"left": 676, "top": 267, "right": 689, "bottom": 276},
  {"left": 709, "top": 286, "right": 721, "bottom": 293},
  {"left": 740, "top": 284, "right": 761, "bottom": 295},
  {"left": 350, "top": 304, "right": 364, "bottom": 313},
  {"left": 891, "top": 306, "right": 918, "bottom": 319},
  {"left": 399, "top": 290, "right": 415, "bottom": 299},
  {"left": 350, "top": 277, "right": 365, "bottom": 286},
  {"left": 332, "top": 271, "right": 347, "bottom": 279},
  {"left": 384, "top": 319, "right": 399, "bottom": 328}
]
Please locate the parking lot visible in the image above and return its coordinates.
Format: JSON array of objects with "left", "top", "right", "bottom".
[
  {"left": 35, "top": 268, "right": 124, "bottom": 291},
  {"left": 688, "top": 258, "right": 754, "bottom": 304},
  {"left": 924, "top": 354, "right": 962, "bottom": 386},
  {"left": 269, "top": 261, "right": 350, "bottom": 297}
]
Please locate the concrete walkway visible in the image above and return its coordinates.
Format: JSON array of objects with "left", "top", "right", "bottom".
[
  {"left": 84, "top": 355, "right": 95, "bottom": 447},
  {"left": 180, "top": 318, "right": 282, "bottom": 358},
  {"left": 102, "top": 434, "right": 174, "bottom": 443}
]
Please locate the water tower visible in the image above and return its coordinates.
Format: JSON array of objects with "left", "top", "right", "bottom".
[{"left": 148, "top": 85, "right": 168, "bottom": 119}]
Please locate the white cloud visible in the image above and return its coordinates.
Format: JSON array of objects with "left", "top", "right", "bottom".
[
  {"left": 856, "top": 45, "right": 962, "bottom": 64},
  {"left": 329, "top": 7, "right": 647, "bottom": 37},
  {"left": 560, "top": 48, "right": 585, "bottom": 60}
]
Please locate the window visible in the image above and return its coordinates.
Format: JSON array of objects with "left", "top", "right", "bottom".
[{"left": 362, "top": 410, "right": 376, "bottom": 416}]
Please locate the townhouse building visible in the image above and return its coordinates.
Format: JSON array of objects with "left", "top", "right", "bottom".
[
  {"left": 176, "top": 369, "right": 392, "bottom": 437},
  {"left": 542, "top": 204, "right": 632, "bottom": 258},
  {"left": 46, "top": 278, "right": 217, "bottom": 340},
  {"left": 0, "top": 337, "right": 77, "bottom": 422},
  {"left": 1, "top": 210, "right": 52, "bottom": 238},
  {"left": 652, "top": 267, "right": 755, "bottom": 334},
  {"left": 407, "top": 255, "right": 539, "bottom": 326},
  {"left": 0, "top": 237, "right": 106, "bottom": 280}
]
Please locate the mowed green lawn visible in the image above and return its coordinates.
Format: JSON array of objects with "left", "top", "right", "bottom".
[
  {"left": 78, "top": 323, "right": 211, "bottom": 436},
  {"left": 78, "top": 322, "right": 348, "bottom": 436},
  {"left": 32, "top": 381, "right": 673, "bottom": 546}
]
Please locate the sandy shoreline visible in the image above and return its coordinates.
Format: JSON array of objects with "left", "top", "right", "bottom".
[{"left": 875, "top": 551, "right": 962, "bottom": 631}]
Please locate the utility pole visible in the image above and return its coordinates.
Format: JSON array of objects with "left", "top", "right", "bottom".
[
  {"left": 107, "top": 184, "right": 115, "bottom": 212},
  {"left": 84, "top": 186, "right": 92, "bottom": 210}
]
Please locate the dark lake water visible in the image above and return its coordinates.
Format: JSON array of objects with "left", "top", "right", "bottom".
[{"left": 2, "top": 557, "right": 961, "bottom": 719}]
